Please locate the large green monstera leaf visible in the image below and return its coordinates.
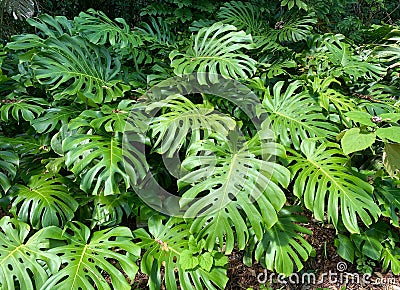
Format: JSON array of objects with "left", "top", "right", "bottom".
[
  {"left": 260, "top": 80, "right": 337, "bottom": 149},
  {"left": 32, "top": 35, "right": 129, "bottom": 103},
  {"left": 178, "top": 129, "right": 290, "bottom": 253},
  {"left": 11, "top": 174, "right": 79, "bottom": 228},
  {"left": 170, "top": 22, "right": 257, "bottom": 84},
  {"left": 42, "top": 222, "right": 140, "bottom": 290},
  {"left": 147, "top": 94, "right": 236, "bottom": 157},
  {"left": 134, "top": 217, "right": 228, "bottom": 290},
  {"left": 290, "top": 139, "right": 381, "bottom": 233},
  {"left": 0, "top": 217, "right": 60, "bottom": 290},
  {"left": 253, "top": 207, "right": 313, "bottom": 276},
  {"left": 63, "top": 134, "right": 146, "bottom": 195}
]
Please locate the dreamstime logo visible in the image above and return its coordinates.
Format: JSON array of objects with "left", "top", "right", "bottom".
[
  {"left": 257, "top": 262, "right": 376, "bottom": 286},
  {"left": 122, "top": 73, "right": 277, "bottom": 217}
]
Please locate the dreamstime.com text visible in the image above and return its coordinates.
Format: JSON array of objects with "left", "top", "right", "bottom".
[{"left": 257, "top": 262, "right": 398, "bottom": 286}]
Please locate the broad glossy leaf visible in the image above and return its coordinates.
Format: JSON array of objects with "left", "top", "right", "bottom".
[
  {"left": 254, "top": 207, "right": 313, "bottom": 276},
  {"left": 0, "top": 97, "right": 47, "bottom": 122},
  {"left": 319, "top": 88, "right": 356, "bottom": 113},
  {"left": 134, "top": 217, "right": 228, "bottom": 290},
  {"left": 63, "top": 134, "right": 146, "bottom": 195},
  {"left": 341, "top": 128, "right": 376, "bottom": 155},
  {"left": 180, "top": 130, "right": 290, "bottom": 252},
  {"left": 32, "top": 35, "right": 129, "bottom": 103},
  {"left": 137, "top": 17, "right": 177, "bottom": 48},
  {"left": 31, "top": 106, "right": 80, "bottom": 133},
  {"left": 11, "top": 174, "right": 78, "bottom": 229},
  {"left": 376, "top": 127, "right": 400, "bottom": 143},
  {"left": 345, "top": 111, "right": 375, "bottom": 127},
  {"left": 274, "top": 14, "right": 316, "bottom": 42},
  {"left": 324, "top": 39, "right": 386, "bottom": 81},
  {"left": 290, "top": 140, "right": 380, "bottom": 233},
  {"left": 217, "top": 1, "right": 266, "bottom": 34},
  {"left": 76, "top": 9, "right": 143, "bottom": 52},
  {"left": 351, "top": 228, "right": 383, "bottom": 261},
  {"left": 27, "top": 14, "right": 74, "bottom": 37},
  {"left": 148, "top": 94, "right": 236, "bottom": 157},
  {"left": 170, "top": 22, "right": 256, "bottom": 84},
  {"left": 261, "top": 81, "right": 337, "bottom": 149},
  {"left": 69, "top": 100, "right": 137, "bottom": 133},
  {"left": 335, "top": 234, "right": 355, "bottom": 262},
  {"left": 0, "top": 217, "right": 60, "bottom": 290},
  {"left": 42, "top": 222, "right": 140, "bottom": 290},
  {"left": 2, "top": 135, "right": 50, "bottom": 155},
  {"left": 382, "top": 247, "right": 400, "bottom": 275}
]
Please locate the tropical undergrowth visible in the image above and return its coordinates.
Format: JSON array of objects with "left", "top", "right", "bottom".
[{"left": 0, "top": 0, "right": 399, "bottom": 289}]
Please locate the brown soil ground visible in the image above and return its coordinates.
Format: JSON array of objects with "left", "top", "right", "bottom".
[{"left": 224, "top": 219, "right": 400, "bottom": 290}]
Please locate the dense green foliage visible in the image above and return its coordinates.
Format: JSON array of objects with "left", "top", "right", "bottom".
[{"left": 0, "top": 0, "right": 400, "bottom": 289}]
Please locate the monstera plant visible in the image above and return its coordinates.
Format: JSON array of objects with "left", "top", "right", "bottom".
[{"left": 0, "top": 1, "right": 400, "bottom": 289}]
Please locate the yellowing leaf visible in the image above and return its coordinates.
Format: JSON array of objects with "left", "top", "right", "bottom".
[{"left": 383, "top": 143, "right": 400, "bottom": 179}]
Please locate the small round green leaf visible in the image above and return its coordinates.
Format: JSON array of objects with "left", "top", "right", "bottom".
[{"left": 341, "top": 128, "right": 376, "bottom": 155}]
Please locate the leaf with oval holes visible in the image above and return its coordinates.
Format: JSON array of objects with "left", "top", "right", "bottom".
[{"left": 0, "top": 217, "right": 61, "bottom": 290}]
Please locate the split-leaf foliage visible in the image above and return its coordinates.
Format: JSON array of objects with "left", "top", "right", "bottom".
[{"left": 0, "top": 0, "right": 400, "bottom": 289}]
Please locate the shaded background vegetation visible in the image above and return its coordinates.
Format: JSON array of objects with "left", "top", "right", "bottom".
[{"left": 2, "top": 0, "right": 400, "bottom": 43}]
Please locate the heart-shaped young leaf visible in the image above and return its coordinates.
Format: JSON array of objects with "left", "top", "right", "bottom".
[{"left": 341, "top": 128, "right": 376, "bottom": 155}]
